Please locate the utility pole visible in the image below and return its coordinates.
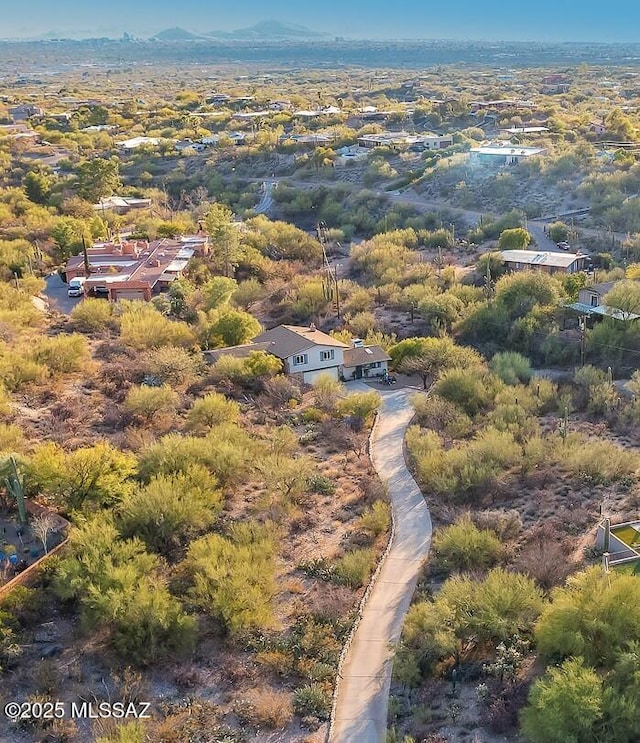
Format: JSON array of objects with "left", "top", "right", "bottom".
[
  {"left": 579, "top": 316, "right": 586, "bottom": 367},
  {"left": 333, "top": 263, "right": 341, "bottom": 319}
]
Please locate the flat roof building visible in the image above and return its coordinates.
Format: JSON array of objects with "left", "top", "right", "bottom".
[
  {"left": 65, "top": 236, "right": 208, "bottom": 301},
  {"left": 501, "top": 250, "right": 588, "bottom": 274}
]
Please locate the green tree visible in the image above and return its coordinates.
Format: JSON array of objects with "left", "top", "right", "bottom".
[
  {"left": 494, "top": 271, "right": 562, "bottom": 319},
  {"left": 498, "top": 227, "right": 532, "bottom": 250},
  {"left": 603, "top": 280, "right": 640, "bottom": 320},
  {"left": 535, "top": 567, "right": 640, "bottom": 669},
  {"left": 197, "top": 308, "right": 261, "bottom": 348},
  {"left": 521, "top": 658, "right": 603, "bottom": 743},
  {"left": 205, "top": 203, "right": 240, "bottom": 278},
  {"left": 337, "top": 390, "right": 382, "bottom": 425},
  {"left": 203, "top": 276, "right": 237, "bottom": 311},
  {"left": 24, "top": 171, "right": 53, "bottom": 205},
  {"left": 432, "top": 514, "right": 503, "bottom": 573},
  {"left": 119, "top": 303, "right": 195, "bottom": 349},
  {"left": 490, "top": 351, "right": 532, "bottom": 385},
  {"left": 548, "top": 221, "right": 570, "bottom": 243},
  {"left": 389, "top": 336, "right": 483, "bottom": 390},
  {"left": 27, "top": 441, "right": 137, "bottom": 511},
  {"left": 75, "top": 157, "right": 121, "bottom": 203}
]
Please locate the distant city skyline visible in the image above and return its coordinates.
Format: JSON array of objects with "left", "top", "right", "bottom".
[{"left": 2, "top": 0, "right": 640, "bottom": 43}]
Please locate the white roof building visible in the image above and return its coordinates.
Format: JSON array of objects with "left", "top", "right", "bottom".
[{"left": 118, "top": 136, "right": 161, "bottom": 150}]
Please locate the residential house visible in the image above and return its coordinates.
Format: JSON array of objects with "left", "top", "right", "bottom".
[
  {"left": 342, "top": 340, "right": 390, "bottom": 381},
  {"left": 566, "top": 280, "right": 640, "bottom": 323},
  {"left": 470, "top": 143, "right": 546, "bottom": 165},
  {"left": 578, "top": 281, "right": 616, "bottom": 308},
  {"left": 9, "top": 105, "right": 44, "bottom": 121},
  {"left": 206, "top": 326, "right": 390, "bottom": 384},
  {"left": 117, "top": 137, "right": 161, "bottom": 151},
  {"left": 590, "top": 121, "right": 607, "bottom": 136},
  {"left": 252, "top": 324, "right": 348, "bottom": 384},
  {"left": 501, "top": 250, "right": 588, "bottom": 275},
  {"left": 93, "top": 196, "right": 152, "bottom": 214},
  {"left": 357, "top": 132, "right": 453, "bottom": 149},
  {"left": 65, "top": 236, "right": 206, "bottom": 301}
]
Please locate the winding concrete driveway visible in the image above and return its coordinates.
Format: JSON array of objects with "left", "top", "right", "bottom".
[{"left": 330, "top": 387, "right": 433, "bottom": 743}]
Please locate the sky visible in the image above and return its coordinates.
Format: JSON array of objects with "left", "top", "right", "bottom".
[{"left": 2, "top": 0, "right": 640, "bottom": 42}]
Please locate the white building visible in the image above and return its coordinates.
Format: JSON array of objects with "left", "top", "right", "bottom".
[
  {"left": 252, "top": 324, "right": 348, "bottom": 384},
  {"left": 470, "top": 142, "right": 546, "bottom": 164}
]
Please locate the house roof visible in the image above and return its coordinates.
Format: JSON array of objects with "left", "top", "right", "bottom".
[
  {"left": 501, "top": 250, "right": 582, "bottom": 268},
  {"left": 343, "top": 345, "right": 391, "bottom": 367},
  {"left": 582, "top": 281, "right": 616, "bottom": 296},
  {"left": 204, "top": 342, "right": 272, "bottom": 363},
  {"left": 565, "top": 302, "right": 640, "bottom": 322},
  {"left": 471, "top": 144, "right": 546, "bottom": 157},
  {"left": 253, "top": 325, "right": 348, "bottom": 360}
]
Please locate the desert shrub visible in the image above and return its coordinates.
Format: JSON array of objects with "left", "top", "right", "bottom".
[
  {"left": 301, "top": 406, "right": 325, "bottom": 423},
  {"left": 96, "top": 722, "right": 148, "bottom": 743},
  {"left": 138, "top": 425, "right": 256, "bottom": 485},
  {"left": 472, "top": 509, "right": 522, "bottom": 540},
  {"left": 558, "top": 434, "right": 639, "bottom": 484},
  {"left": 434, "top": 368, "right": 502, "bottom": 417},
  {"left": 407, "top": 426, "right": 521, "bottom": 501},
  {"left": 0, "top": 423, "right": 28, "bottom": 454},
  {"left": 520, "top": 658, "right": 603, "bottom": 743},
  {"left": 486, "top": 402, "right": 539, "bottom": 440},
  {"left": 337, "top": 390, "right": 382, "bottom": 424},
  {"left": 185, "top": 392, "right": 240, "bottom": 432},
  {"left": 210, "top": 350, "right": 282, "bottom": 389},
  {"left": 432, "top": 514, "right": 503, "bottom": 573},
  {"left": 357, "top": 500, "right": 391, "bottom": 536},
  {"left": 29, "top": 334, "right": 90, "bottom": 375},
  {"left": 122, "top": 384, "right": 178, "bottom": 424},
  {"left": 70, "top": 298, "right": 116, "bottom": 332},
  {"left": 312, "top": 373, "right": 344, "bottom": 411},
  {"left": 54, "top": 516, "right": 195, "bottom": 665},
  {"left": 0, "top": 352, "right": 48, "bottom": 390},
  {"left": 183, "top": 522, "right": 277, "bottom": 636},
  {"left": 513, "top": 525, "right": 574, "bottom": 590},
  {"left": 235, "top": 687, "right": 294, "bottom": 729},
  {"left": 141, "top": 346, "right": 204, "bottom": 388},
  {"left": 490, "top": 351, "right": 532, "bottom": 385},
  {"left": 262, "top": 375, "right": 302, "bottom": 409},
  {"left": 119, "top": 302, "right": 195, "bottom": 349},
  {"left": 293, "top": 683, "right": 331, "bottom": 720},
  {"left": 27, "top": 441, "right": 137, "bottom": 511},
  {"left": 397, "top": 568, "right": 544, "bottom": 684},
  {"left": 118, "top": 466, "right": 222, "bottom": 555},
  {"left": 306, "top": 473, "right": 336, "bottom": 495},
  {"left": 410, "top": 393, "right": 472, "bottom": 439},
  {"left": 332, "top": 547, "right": 376, "bottom": 588},
  {"left": 535, "top": 567, "right": 640, "bottom": 669}
]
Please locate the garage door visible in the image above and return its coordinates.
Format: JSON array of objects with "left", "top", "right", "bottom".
[{"left": 303, "top": 367, "right": 338, "bottom": 384}]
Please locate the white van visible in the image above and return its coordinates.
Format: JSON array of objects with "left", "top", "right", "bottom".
[{"left": 67, "top": 277, "right": 86, "bottom": 297}]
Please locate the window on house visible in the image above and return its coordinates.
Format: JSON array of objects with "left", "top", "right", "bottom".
[
  {"left": 590, "top": 295, "right": 598, "bottom": 307},
  {"left": 320, "top": 350, "right": 335, "bottom": 361},
  {"left": 368, "top": 361, "right": 381, "bottom": 369},
  {"left": 292, "top": 354, "right": 308, "bottom": 366}
]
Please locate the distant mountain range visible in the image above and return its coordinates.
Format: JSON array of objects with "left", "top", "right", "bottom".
[{"left": 152, "top": 21, "right": 331, "bottom": 42}]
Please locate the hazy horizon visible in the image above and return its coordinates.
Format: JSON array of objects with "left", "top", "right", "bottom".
[{"left": 3, "top": 0, "right": 640, "bottom": 43}]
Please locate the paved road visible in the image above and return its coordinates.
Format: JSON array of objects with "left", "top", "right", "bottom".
[
  {"left": 527, "top": 222, "right": 567, "bottom": 253},
  {"left": 254, "top": 180, "right": 277, "bottom": 215},
  {"left": 331, "top": 387, "right": 432, "bottom": 743},
  {"left": 44, "top": 273, "right": 80, "bottom": 315}
]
